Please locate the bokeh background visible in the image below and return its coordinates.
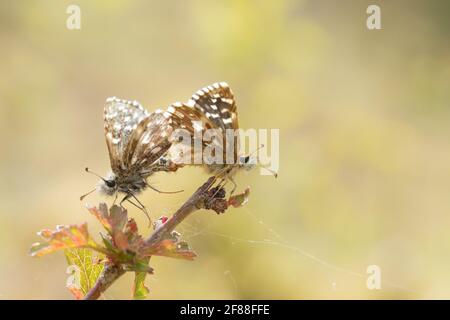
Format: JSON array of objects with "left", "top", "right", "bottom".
[{"left": 1, "top": 0, "right": 449, "bottom": 299}]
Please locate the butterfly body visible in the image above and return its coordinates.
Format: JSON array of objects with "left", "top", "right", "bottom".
[
  {"left": 83, "top": 97, "right": 181, "bottom": 223},
  {"left": 203, "top": 155, "right": 255, "bottom": 178},
  {"left": 167, "top": 82, "right": 256, "bottom": 194},
  {"left": 96, "top": 170, "right": 148, "bottom": 196}
]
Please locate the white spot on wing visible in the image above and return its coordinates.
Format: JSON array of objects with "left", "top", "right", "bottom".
[{"left": 223, "top": 118, "right": 233, "bottom": 124}]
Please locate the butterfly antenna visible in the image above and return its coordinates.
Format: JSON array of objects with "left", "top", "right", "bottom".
[
  {"left": 259, "top": 165, "right": 278, "bottom": 178},
  {"left": 147, "top": 183, "right": 184, "bottom": 194},
  {"left": 85, "top": 167, "right": 107, "bottom": 182},
  {"left": 249, "top": 143, "right": 265, "bottom": 157},
  {"left": 250, "top": 145, "right": 278, "bottom": 178},
  {"left": 80, "top": 167, "right": 105, "bottom": 200},
  {"left": 80, "top": 188, "right": 96, "bottom": 201}
]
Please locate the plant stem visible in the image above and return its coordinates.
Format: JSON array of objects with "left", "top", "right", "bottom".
[{"left": 145, "top": 176, "right": 215, "bottom": 246}]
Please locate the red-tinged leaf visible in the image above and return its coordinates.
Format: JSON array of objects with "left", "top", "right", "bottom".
[
  {"left": 87, "top": 203, "right": 112, "bottom": 232},
  {"left": 109, "top": 205, "right": 127, "bottom": 232},
  {"left": 141, "top": 239, "right": 197, "bottom": 260},
  {"left": 87, "top": 204, "right": 135, "bottom": 254},
  {"left": 39, "top": 229, "right": 53, "bottom": 238},
  {"left": 228, "top": 187, "right": 250, "bottom": 208},
  {"left": 67, "top": 286, "right": 84, "bottom": 300},
  {"left": 87, "top": 203, "right": 128, "bottom": 235},
  {"left": 125, "top": 220, "right": 145, "bottom": 253},
  {"left": 124, "top": 218, "right": 138, "bottom": 236},
  {"left": 30, "top": 223, "right": 102, "bottom": 257},
  {"left": 113, "top": 231, "right": 129, "bottom": 251}
]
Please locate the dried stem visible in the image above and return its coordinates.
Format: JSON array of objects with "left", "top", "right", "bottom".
[
  {"left": 145, "top": 176, "right": 216, "bottom": 246},
  {"left": 84, "top": 176, "right": 219, "bottom": 300}
]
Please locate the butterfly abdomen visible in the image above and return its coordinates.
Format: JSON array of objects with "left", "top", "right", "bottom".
[{"left": 117, "top": 173, "right": 147, "bottom": 194}]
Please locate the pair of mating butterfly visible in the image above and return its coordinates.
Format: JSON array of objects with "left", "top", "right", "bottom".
[{"left": 82, "top": 82, "right": 269, "bottom": 223}]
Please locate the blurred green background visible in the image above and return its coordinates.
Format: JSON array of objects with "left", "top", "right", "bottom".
[{"left": 1, "top": 0, "right": 450, "bottom": 299}]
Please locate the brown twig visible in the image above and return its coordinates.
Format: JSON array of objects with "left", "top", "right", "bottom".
[
  {"left": 84, "top": 176, "right": 221, "bottom": 300},
  {"left": 145, "top": 176, "right": 216, "bottom": 246}
]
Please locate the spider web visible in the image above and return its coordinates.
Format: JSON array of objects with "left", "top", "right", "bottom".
[
  {"left": 104, "top": 194, "right": 421, "bottom": 299},
  {"left": 176, "top": 206, "right": 421, "bottom": 296}
]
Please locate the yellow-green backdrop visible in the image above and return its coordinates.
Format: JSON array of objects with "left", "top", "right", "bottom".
[{"left": 1, "top": 0, "right": 449, "bottom": 299}]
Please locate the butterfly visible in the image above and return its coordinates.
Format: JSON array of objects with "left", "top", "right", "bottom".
[
  {"left": 166, "top": 82, "right": 264, "bottom": 195},
  {"left": 81, "top": 97, "right": 182, "bottom": 222}
]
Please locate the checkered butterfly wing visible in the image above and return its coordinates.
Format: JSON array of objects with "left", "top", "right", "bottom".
[
  {"left": 187, "top": 82, "right": 238, "bottom": 132},
  {"left": 167, "top": 82, "right": 239, "bottom": 164},
  {"left": 104, "top": 98, "right": 174, "bottom": 176}
]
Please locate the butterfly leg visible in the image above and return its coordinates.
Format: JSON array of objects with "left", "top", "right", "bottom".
[
  {"left": 210, "top": 178, "right": 226, "bottom": 198},
  {"left": 119, "top": 194, "right": 131, "bottom": 208},
  {"left": 113, "top": 193, "right": 119, "bottom": 206},
  {"left": 119, "top": 193, "right": 152, "bottom": 227},
  {"left": 219, "top": 178, "right": 228, "bottom": 191},
  {"left": 206, "top": 178, "right": 228, "bottom": 209},
  {"left": 229, "top": 176, "right": 237, "bottom": 197},
  {"left": 128, "top": 193, "right": 152, "bottom": 227},
  {"left": 205, "top": 175, "right": 218, "bottom": 187}
]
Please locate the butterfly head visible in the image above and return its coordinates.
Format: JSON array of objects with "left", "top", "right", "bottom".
[
  {"left": 80, "top": 168, "right": 119, "bottom": 200},
  {"left": 239, "top": 155, "right": 256, "bottom": 171},
  {"left": 97, "top": 171, "right": 118, "bottom": 196}
]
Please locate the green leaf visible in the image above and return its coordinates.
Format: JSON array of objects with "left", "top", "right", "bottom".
[
  {"left": 100, "top": 233, "right": 116, "bottom": 252},
  {"left": 133, "top": 258, "right": 150, "bottom": 300},
  {"left": 29, "top": 223, "right": 103, "bottom": 257},
  {"left": 125, "top": 260, "right": 154, "bottom": 274},
  {"left": 65, "top": 248, "right": 105, "bottom": 299}
]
